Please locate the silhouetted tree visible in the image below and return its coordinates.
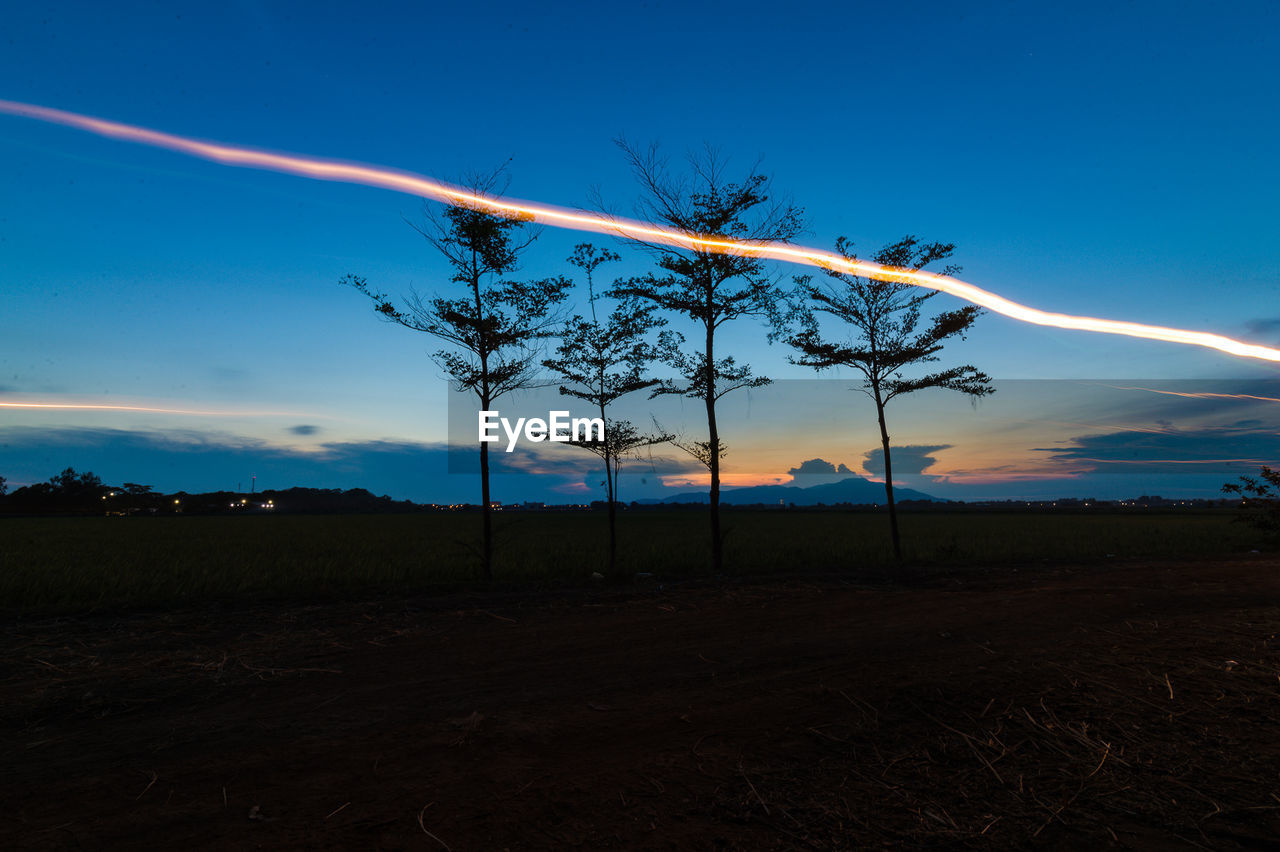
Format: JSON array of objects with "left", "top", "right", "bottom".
[
  {"left": 344, "top": 170, "right": 572, "bottom": 581},
  {"left": 788, "top": 236, "right": 993, "bottom": 561},
  {"left": 0, "top": 474, "right": 6, "bottom": 496},
  {"left": 612, "top": 141, "right": 803, "bottom": 574},
  {"left": 1223, "top": 466, "right": 1280, "bottom": 536},
  {"left": 543, "top": 243, "right": 669, "bottom": 579},
  {"left": 50, "top": 467, "right": 105, "bottom": 497}
]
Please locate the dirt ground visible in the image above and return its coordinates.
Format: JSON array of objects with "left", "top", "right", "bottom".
[{"left": 5, "top": 556, "right": 1280, "bottom": 850}]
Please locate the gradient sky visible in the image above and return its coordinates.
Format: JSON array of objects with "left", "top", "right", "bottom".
[{"left": 1, "top": 0, "right": 1277, "bottom": 500}]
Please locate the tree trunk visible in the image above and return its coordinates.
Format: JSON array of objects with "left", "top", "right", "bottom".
[
  {"left": 874, "top": 394, "right": 902, "bottom": 562},
  {"left": 604, "top": 447, "right": 618, "bottom": 580},
  {"left": 705, "top": 322, "right": 723, "bottom": 575},
  {"left": 707, "top": 397, "right": 723, "bottom": 574},
  {"left": 479, "top": 438, "right": 493, "bottom": 582},
  {"left": 607, "top": 484, "right": 619, "bottom": 580},
  {"left": 473, "top": 258, "right": 494, "bottom": 583}
]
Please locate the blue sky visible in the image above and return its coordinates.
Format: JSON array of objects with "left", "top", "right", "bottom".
[{"left": 1, "top": 0, "right": 1277, "bottom": 500}]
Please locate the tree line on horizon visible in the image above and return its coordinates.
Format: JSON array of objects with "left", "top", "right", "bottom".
[
  {"left": 343, "top": 141, "right": 996, "bottom": 580},
  {"left": 0, "top": 469, "right": 424, "bottom": 515}
]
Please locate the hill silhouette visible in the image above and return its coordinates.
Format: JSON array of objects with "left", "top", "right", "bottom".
[{"left": 648, "top": 475, "right": 937, "bottom": 506}]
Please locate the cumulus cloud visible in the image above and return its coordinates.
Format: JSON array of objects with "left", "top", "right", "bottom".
[
  {"left": 862, "top": 445, "right": 951, "bottom": 477},
  {"left": 787, "top": 458, "right": 855, "bottom": 477}
]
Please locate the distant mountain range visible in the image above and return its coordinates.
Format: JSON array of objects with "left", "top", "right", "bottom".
[{"left": 645, "top": 476, "right": 938, "bottom": 506}]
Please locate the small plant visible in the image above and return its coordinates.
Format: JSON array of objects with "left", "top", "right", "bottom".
[{"left": 1223, "top": 466, "right": 1280, "bottom": 536}]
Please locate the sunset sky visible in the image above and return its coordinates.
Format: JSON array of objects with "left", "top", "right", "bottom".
[{"left": 1, "top": 0, "right": 1277, "bottom": 501}]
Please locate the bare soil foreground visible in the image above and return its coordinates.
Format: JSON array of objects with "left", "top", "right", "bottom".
[{"left": 5, "top": 556, "right": 1280, "bottom": 850}]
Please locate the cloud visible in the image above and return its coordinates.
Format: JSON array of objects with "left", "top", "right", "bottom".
[
  {"left": 0, "top": 427, "right": 457, "bottom": 499},
  {"left": 0, "top": 426, "right": 696, "bottom": 504},
  {"left": 288, "top": 424, "right": 320, "bottom": 436},
  {"left": 0, "top": 426, "right": 455, "bottom": 495},
  {"left": 210, "top": 366, "right": 250, "bottom": 383},
  {"left": 1036, "top": 427, "right": 1280, "bottom": 473},
  {"left": 1246, "top": 318, "right": 1280, "bottom": 341},
  {"left": 787, "top": 458, "right": 854, "bottom": 477},
  {"left": 862, "top": 445, "right": 951, "bottom": 476}
]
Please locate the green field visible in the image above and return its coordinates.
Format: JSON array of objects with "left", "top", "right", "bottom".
[{"left": 0, "top": 509, "right": 1264, "bottom": 614}]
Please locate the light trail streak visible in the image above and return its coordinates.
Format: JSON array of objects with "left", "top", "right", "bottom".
[
  {"left": 1107, "top": 386, "right": 1280, "bottom": 404},
  {"left": 931, "top": 468, "right": 1092, "bottom": 483},
  {"left": 1040, "top": 419, "right": 1186, "bottom": 436},
  {"left": 0, "top": 400, "right": 314, "bottom": 417},
  {"left": 3, "top": 98, "right": 1279, "bottom": 364}
]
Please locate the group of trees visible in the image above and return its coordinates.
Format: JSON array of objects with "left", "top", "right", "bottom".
[
  {"left": 346, "top": 143, "right": 993, "bottom": 579},
  {"left": 2, "top": 468, "right": 132, "bottom": 512}
]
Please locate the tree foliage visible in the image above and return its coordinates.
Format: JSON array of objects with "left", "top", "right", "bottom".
[
  {"left": 1223, "top": 466, "right": 1280, "bottom": 536},
  {"left": 612, "top": 142, "right": 803, "bottom": 402},
  {"left": 344, "top": 199, "right": 569, "bottom": 404},
  {"left": 789, "top": 237, "right": 992, "bottom": 400},
  {"left": 545, "top": 244, "right": 664, "bottom": 415}
]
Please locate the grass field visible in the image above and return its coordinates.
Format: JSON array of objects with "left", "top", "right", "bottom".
[{"left": 0, "top": 509, "right": 1264, "bottom": 614}]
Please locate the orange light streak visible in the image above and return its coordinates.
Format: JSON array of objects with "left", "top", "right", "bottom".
[
  {"left": 3, "top": 98, "right": 1279, "bottom": 364},
  {"left": 0, "top": 400, "right": 312, "bottom": 417},
  {"left": 1107, "top": 386, "right": 1280, "bottom": 404}
]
